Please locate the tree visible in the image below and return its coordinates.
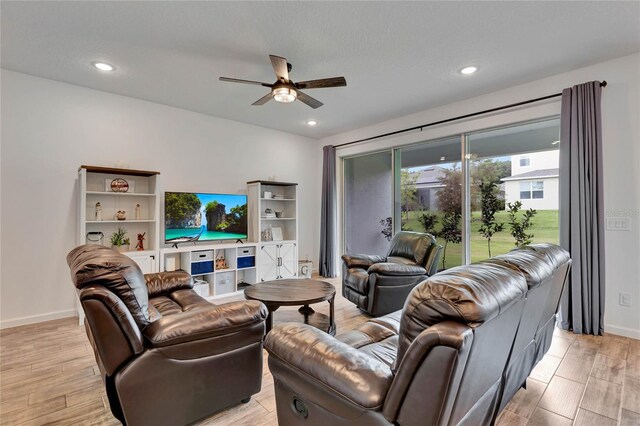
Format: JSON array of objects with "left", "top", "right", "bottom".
[
  {"left": 478, "top": 182, "right": 504, "bottom": 257},
  {"left": 471, "top": 159, "right": 510, "bottom": 211},
  {"left": 401, "top": 170, "right": 418, "bottom": 222},
  {"left": 439, "top": 212, "right": 462, "bottom": 269},
  {"left": 436, "top": 166, "right": 462, "bottom": 269},
  {"left": 226, "top": 203, "right": 248, "bottom": 234},
  {"left": 418, "top": 212, "right": 438, "bottom": 236},
  {"left": 507, "top": 201, "right": 537, "bottom": 247},
  {"left": 436, "top": 166, "right": 462, "bottom": 216},
  {"left": 165, "top": 193, "right": 201, "bottom": 228},
  {"left": 472, "top": 159, "right": 511, "bottom": 185}
]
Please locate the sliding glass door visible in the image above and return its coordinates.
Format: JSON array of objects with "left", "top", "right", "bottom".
[
  {"left": 395, "top": 137, "right": 463, "bottom": 270},
  {"left": 467, "top": 119, "right": 560, "bottom": 261},
  {"left": 341, "top": 117, "right": 560, "bottom": 269},
  {"left": 343, "top": 150, "right": 393, "bottom": 256}
]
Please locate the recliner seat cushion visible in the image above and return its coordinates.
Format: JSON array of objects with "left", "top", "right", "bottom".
[{"left": 67, "top": 244, "right": 151, "bottom": 328}]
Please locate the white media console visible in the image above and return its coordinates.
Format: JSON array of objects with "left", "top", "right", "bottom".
[{"left": 160, "top": 242, "right": 258, "bottom": 301}]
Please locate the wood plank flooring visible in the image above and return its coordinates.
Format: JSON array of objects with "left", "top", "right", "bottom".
[{"left": 1, "top": 276, "right": 638, "bottom": 425}]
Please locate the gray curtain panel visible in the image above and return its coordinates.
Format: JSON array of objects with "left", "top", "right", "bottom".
[
  {"left": 319, "top": 145, "right": 337, "bottom": 277},
  {"left": 559, "top": 81, "right": 605, "bottom": 335}
]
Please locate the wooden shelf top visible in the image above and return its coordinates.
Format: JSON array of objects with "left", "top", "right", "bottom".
[
  {"left": 80, "top": 165, "right": 160, "bottom": 177},
  {"left": 247, "top": 180, "right": 297, "bottom": 186}
]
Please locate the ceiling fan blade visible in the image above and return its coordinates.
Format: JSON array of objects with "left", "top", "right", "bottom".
[
  {"left": 296, "top": 91, "right": 323, "bottom": 109},
  {"left": 269, "top": 55, "right": 289, "bottom": 83},
  {"left": 219, "top": 77, "right": 272, "bottom": 87},
  {"left": 252, "top": 92, "right": 273, "bottom": 106},
  {"left": 295, "top": 77, "right": 347, "bottom": 89}
]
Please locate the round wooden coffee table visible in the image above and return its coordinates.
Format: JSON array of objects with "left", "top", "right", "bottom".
[{"left": 244, "top": 279, "right": 336, "bottom": 335}]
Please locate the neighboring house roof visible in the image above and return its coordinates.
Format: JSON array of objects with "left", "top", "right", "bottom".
[
  {"left": 413, "top": 166, "right": 446, "bottom": 188},
  {"left": 501, "top": 168, "right": 559, "bottom": 182}
]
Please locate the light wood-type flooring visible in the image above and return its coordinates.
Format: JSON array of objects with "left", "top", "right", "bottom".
[{"left": 1, "top": 276, "right": 639, "bottom": 425}]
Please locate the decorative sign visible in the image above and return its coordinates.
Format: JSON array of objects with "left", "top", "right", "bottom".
[{"left": 110, "top": 178, "right": 129, "bottom": 193}]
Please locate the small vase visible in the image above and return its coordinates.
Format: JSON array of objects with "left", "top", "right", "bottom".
[{"left": 112, "top": 244, "right": 129, "bottom": 253}]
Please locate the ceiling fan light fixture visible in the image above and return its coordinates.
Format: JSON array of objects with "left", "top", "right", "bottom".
[
  {"left": 306, "top": 120, "right": 318, "bottom": 126},
  {"left": 273, "top": 87, "right": 297, "bottom": 103}
]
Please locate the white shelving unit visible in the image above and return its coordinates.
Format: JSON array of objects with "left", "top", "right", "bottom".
[
  {"left": 247, "top": 180, "right": 298, "bottom": 282},
  {"left": 160, "top": 243, "right": 258, "bottom": 300},
  {"left": 78, "top": 165, "right": 160, "bottom": 271},
  {"left": 77, "top": 165, "right": 161, "bottom": 322}
]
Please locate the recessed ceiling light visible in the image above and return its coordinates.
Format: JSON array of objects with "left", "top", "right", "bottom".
[
  {"left": 306, "top": 120, "right": 318, "bottom": 126},
  {"left": 92, "top": 62, "right": 115, "bottom": 72},
  {"left": 459, "top": 66, "right": 477, "bottom": 75}
]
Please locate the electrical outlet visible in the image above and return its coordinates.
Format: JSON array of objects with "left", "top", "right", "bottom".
[{"left": 619, "top": 292, "right": 632, "bottom": 307}]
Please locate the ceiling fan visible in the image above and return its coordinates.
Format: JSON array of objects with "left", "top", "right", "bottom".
[{"left": 219, "top": 55, "right": 347, "bottom": 109}]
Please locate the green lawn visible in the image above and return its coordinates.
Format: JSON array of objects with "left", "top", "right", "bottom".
[{"left": 403, "top": 210, "right": 559, "bottom": 269}]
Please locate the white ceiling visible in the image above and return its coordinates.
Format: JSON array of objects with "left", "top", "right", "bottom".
[{"left": 2, "top": 1, "right": 639, "bottom": 139}]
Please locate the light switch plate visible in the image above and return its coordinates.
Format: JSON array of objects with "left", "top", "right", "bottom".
[{"left": 607, "top": 217, "right": 631, "bottom": 231}]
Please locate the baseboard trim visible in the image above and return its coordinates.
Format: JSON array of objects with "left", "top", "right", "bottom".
[
  {"left": 605, "top": 324, "right": 640, "bottom": 340},
  {"left": 0, "top": 309, "right": 77, "bottom": 330}
]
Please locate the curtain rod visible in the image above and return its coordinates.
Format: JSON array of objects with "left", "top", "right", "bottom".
[{"left": 334, "top": 80, "right": 607, "bottom": 149}]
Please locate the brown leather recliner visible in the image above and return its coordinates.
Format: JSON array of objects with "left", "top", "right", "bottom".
[
  {"left": 66, "top": 244, "right": 268, "bottom": 426},
  {"left": 265, "top": 244, "right": 570, "bottom": 426},
  {"left": 341, "top": 231, "right": 443, "bottom": 316}
]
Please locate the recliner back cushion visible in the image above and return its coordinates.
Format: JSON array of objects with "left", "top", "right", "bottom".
[
  {"left": 481, "top": 243, "right": 570, "bottom": 290},
  {"left": 387, "top": 231, "right": 435, "bottom": 266},
  {"left": 395, "top": 262, "right": 527, "bottom": 367},
  {"left": 67, "top": 244, "right": 151, "bottom": 328}
]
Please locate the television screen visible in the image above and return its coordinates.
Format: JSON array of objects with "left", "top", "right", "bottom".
[{"left": 165, "top": 192, "right": 248, "bottom": 243}]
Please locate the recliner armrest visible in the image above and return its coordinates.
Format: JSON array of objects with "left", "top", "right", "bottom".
[
  {"left": 143, "top": 300, "right": 267, "bottom": 347},
  {"left": 145, "top": 271, "right": 193, "bottom": 298},
  {"left": 368, "top": 262, "right": 427, "bottom": 276},
  {"left": 342, "top": 254, "right": 386, "bottom": 269},
  {"left": 265, "top": 323, "right": 393, "bottom": 409}
]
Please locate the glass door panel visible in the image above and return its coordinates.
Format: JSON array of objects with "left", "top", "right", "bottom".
[
  {"left": 395, "top": 137, "right": 462, "bottom": 270},
  {"left": 467, "top": 118, "right": 560, "bottom": 262},
  {"left": 343, "top": 151, "right": 393, "bottom": 256}
]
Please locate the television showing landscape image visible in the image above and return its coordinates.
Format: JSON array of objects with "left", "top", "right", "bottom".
[{"left": 164, "top": 192, "right": 248, "bottom": 243}]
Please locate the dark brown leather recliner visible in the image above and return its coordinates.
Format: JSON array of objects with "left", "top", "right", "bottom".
[
  {"left": 66, "top": 244, "right": 268, "bottom": 426},
  {"left": 483, "top": 244, "right": 571, "bottom": 411},
  {"left": 265, "top": 244, "right": 570, "bottom": 426},
  {"left": 341, "top": 231, "right": 443, "bottom": 316}
]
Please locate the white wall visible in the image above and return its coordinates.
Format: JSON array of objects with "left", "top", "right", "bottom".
[
  {"left": 322, "top": 53, "right": 640, "bottom": 339},
  {"left": 504, "top": 178, "right": 559, "bottom": 211},
  {"left": 0, "top": 70, "right": 321, "bottom": 328},
  {"left": 512, "top": 150, "right": 559, "bottom": 176}
]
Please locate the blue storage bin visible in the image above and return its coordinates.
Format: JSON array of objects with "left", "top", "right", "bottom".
[
  {"left": 237, "top": 256, "right": 256, "bottom": 269},
  {"left": 192, "top": 260, "right": 214, "bottom": 275}
]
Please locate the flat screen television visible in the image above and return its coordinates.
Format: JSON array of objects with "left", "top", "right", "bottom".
[{"left": 164, "top": 192, "right": 248, "bottom": 243}]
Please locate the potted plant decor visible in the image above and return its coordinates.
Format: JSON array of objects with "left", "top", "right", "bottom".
[{"left": 110, "top": 227, "right": 131, "bottom": 252}]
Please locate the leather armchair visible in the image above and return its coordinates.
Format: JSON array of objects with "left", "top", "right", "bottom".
[
  {"left": 67, "top": 244, "right": 268, "bottom": 426},
  {"left": 342, "top": 231, "right": 443, "bottom": 316},
  {"left": 266, "top": 244, "right": 570, "bottom": 426}
]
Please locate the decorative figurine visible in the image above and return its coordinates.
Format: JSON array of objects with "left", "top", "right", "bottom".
[
  {"left": 136, "top": 232, "right": 145, "bottom": 251},
  {"left": 116, "top": 210, "right": 126, "bottom": 220},
  {"left": 135, "top": 203, "right": 141, "bottom": 220},
  {"left": 95, "top": 202, "right": 102, "bottom": 221},
  {"left": 215, "top": 255, "right": 227, "bottom": 269}
]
